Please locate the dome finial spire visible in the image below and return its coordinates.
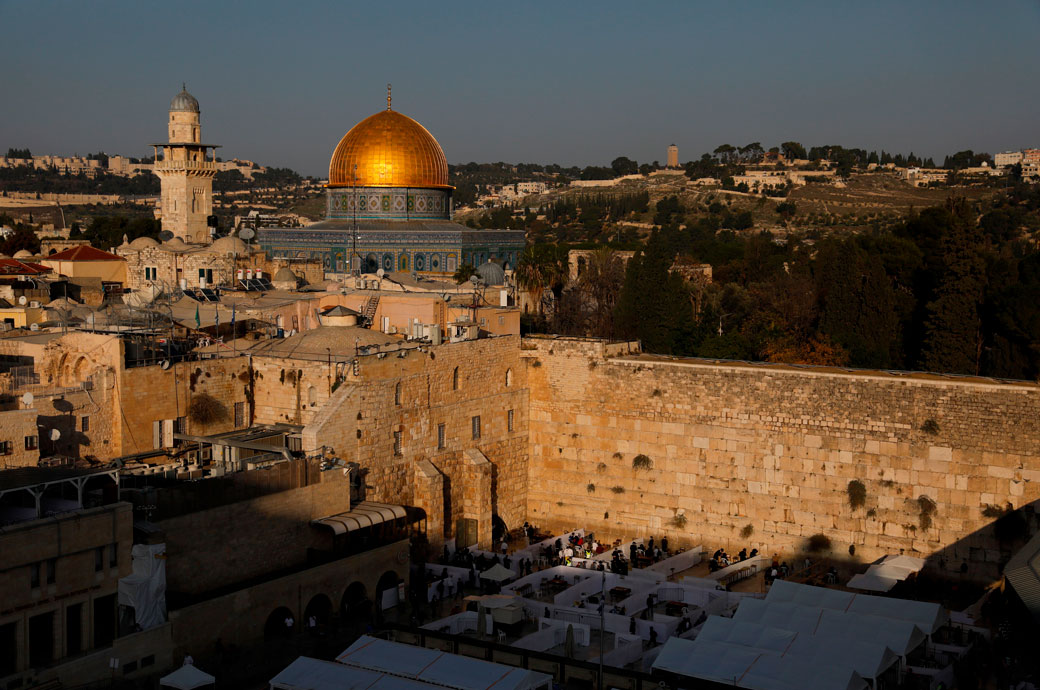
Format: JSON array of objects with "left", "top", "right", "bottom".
[
  {"left": 182, "top": 82, "right": 186, "bottom": 91},
  {"left": 387, "top": 83, "right": 392, "bottom": 111}
]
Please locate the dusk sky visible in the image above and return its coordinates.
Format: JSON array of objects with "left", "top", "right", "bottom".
[{"left": 2, "top": 0, "right": 1038, "bottom": 177}]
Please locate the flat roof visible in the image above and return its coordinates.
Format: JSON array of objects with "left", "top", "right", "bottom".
[{"left": 0, "top": 466, "right": 116, "bottom": 493}]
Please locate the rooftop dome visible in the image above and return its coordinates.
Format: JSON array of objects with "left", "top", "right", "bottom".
[
  {"left": 328, "top": 109, "right": 450, "bottom": 189},
  {"left": 475, "top": 261, "right": 505, "bottom": 286},
  {"left": 272, "top": 266, "right": 298, "bottom": 283},
  {"left": 170, "top": 85, "right": 200, "bottom": 113},
  {"left": 160, "top": 237, "right": 190, "bottom": 252},
  {"left": 129, "top": 236, "right": 159, "bottom": 250},
  {"left": 13, "top": 249, "right": 33, "bottom": 259},
  {"left": 210, "top": 236, "right": 249, "bottom": 254}
]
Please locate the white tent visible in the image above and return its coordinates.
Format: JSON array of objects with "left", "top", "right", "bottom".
[
  {"left": 160, "top": 664, "right": 214, "bottom": 689},
  {"left": 846, "top": 572, "right": 900, "bottom": 592},
  {"left": 848, "top": 554, "right": 926, "bottom": 593},
  {"left": 766, "top": 580, "right": 947, "bottom": 635},
  {"left": 479, "top": 564, "right": 515, "bottom": 583},
  {"left": 337, "top": 636, "right": 552, "bottom": 690}
]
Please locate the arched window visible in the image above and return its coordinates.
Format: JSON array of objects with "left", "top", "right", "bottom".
[
  {"left": 394, "top": 382, "right": 401, "bottom": 406},
  {"left": 308, "top": 386, "right": 317, "bottom": 406},
  {"left": 452, "top": 367, "right": 459, "bottom": 391},
  {"left": 505, "top": 368, "right": 513, "bottom": 387}
]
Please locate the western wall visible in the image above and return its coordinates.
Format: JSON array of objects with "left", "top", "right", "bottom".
[{"left": 523, "top": 336, "right": 1040, "bottom": 579}]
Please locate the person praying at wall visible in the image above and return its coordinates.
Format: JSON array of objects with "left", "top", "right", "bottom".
[
  {"left": 739, "top": 548, "right": 747, "bottom": 562},
  {"left": 661, "top": 536, "right": 668, "bottom": 553}
]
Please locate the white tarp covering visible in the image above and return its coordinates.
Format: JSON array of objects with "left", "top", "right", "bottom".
[
  {"left": 160, "top": 664, "right": 214, "bottom": 689},
  {"left": 652, "top": 637, "right": 868, "bottom": 690},
  {"left": 767, "top": 580, "right": 946, "bottom": 634},
  {"left": 337, "top": 636, "right": 552, "bottom": 690},
  {"left": 480, "top": 564, "right": 515, "bottom": 582},
  {"left": 848, "top": 554, "right": 926, "bottom": 592},
  {"left": 117, "top": 543, "right": 167, "bottom": 630},
  {"left": 734, "top": 598, "right": 927, "bottom": 656}
]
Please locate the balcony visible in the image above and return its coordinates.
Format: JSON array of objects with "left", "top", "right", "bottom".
[{"left": 155, "top": 159, "right": 217, "bottom": 174}]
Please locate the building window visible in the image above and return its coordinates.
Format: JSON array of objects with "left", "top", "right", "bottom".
[
  {"left": 234, "top": 401, "right": 246, "bottom": 427},
  {"left": 30, "top": 562, "right": 40, "bottom": 588},
  {"left": 452, "top": 367, "right": 459, "bottom": 391},
  {"left": 95, "top": 546, "right": 104, "bottom": 572},
  {"left": 144, "top": 266, "right": 158, "bottom": 281},
  {"left": 46, "top": 558, "right": 56, "bottom": 584},
  {"left": 174, "top": 416, "right": 186, "bottom": 434},
  {"left": 0, "top": 441, "right": 11, "bottom": 455},
  {"left": 81, "top": 416, "right": 89, "bottom": 433},
  {"left": 508, "top": 409, "right": 514, "bottom": 432},
  {"left": 437, "top": 423, "right": 445, "bottom": 450},
  {"left": 393, "top": 430, "right": 403, "bottom": 457},
  {"left": 109, "top": 544, "right": 117, "bottom": 568},
  {"left": 394, "top": 382, "right": 401, "bottom": 406},
  {"left": 471, "top": 416, "right": 481, "bottom": 441},
  {"left": 24, "top": 435, "right": 37, "bottom": 451},
  {"left": 505, "top": 368, "right": 513, "bottom": 387}
]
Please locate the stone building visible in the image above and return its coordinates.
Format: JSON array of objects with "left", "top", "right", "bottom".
[
  {"left": 258, "top": 88, "right": 525, "bottom": 276},
  {"left": 152, "top": 86, "right": 218, "bottom": 244}
]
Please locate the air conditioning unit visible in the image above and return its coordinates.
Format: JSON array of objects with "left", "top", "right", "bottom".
[
  {"left": 237, "top": 269, "right": 244, "bottom": 280},
  {"left": 29, "top": 301, "right": 41, "bottom": 308},
  {"left": 255, "top": 270, "right": 263, "bottom": 280},
  {"left": 245, "top": 269, "right": 253, "bottom": 280}
]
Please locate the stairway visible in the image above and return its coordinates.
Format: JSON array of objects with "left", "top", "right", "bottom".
[{"left": 361, "top": 296, "right": 380, "bottom": 325}]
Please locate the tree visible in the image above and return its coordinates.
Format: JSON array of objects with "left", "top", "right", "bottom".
[
  {"left": 615, "top": 230, "right": 693, "bottom": 354},
  {"left": 780, "top": 142, "right": 807, "bottom": 161},
  {"left": 0, "top": 226, "right": 41, "bottom": 255},
  {"left": 610, "top": 156, "right": 638, "bottom": 177},
  {"left": 515, "top": 244, "right": 568, "bottom": 315},
  {"left": 453, "top": 263, "right": 477, "bottom": 285}
]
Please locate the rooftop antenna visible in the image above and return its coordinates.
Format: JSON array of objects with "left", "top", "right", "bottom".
[{"left": 387, "top": 83, "right": 392, "bottom": 111}]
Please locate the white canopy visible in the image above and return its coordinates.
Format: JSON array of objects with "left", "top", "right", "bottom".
[
  {"left": 848, "top": 554, "right": 926, "bottom": 592},
  {"left": 337, "top": 636, "right": 551, "bottom": 690},
  {"left": 766, "top": 580, "right": 946, "bottom": 634},
  {"left": 652, "top": 637, "right": 868, "bottom": 690},
  {"left": 160, "top": 664, "right": 214, "bottom": 689},
  {"left": 479, "top": 564, "right": 515, "bottom": 583}
]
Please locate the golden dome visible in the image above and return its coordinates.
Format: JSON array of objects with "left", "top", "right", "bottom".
[{"left": 328, "top": 109, "right": 451, "bottom": 189}]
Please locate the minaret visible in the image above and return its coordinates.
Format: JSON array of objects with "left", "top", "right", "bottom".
[{"left": 153, "top": 85, "right": 219, "bottom": 243}]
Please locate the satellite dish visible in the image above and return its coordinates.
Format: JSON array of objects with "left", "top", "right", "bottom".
[
  {"left": 49, "top": 428, "right": 61, "bottom": 442},
  {"left": 376, "top": 268, "right": 385, "bottom": 278},
  {"left": 21, "top": 392, "right": 33, "bottom": 407},
  {"left": 238, "top": 227, "right": 255, "bottom": 240},
  {"left": 160, "top": 359, "right": 171, "bottom": 370},
  {"left": 29, "top": 323, "right": 39, "bottom": 331},
  {"left": 17, "top": 295, "right": 27, "bottom": 305},
  {"left": 159, "top": 230, "right": 174, "bottom": 241},
  {"left": 469, "top": 275, "right": 480, "bottom": 285}
]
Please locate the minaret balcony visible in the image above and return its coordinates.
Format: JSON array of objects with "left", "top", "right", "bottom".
[{"left": 155, "top": 159, "right": 217, "bottom": 174}]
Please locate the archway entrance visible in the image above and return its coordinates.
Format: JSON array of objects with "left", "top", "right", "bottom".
[
  {"left": 264, "top": 606, "right": 294, "bottom": 640},
  {"left": 304, "top": 594, "right": 333, "bottom": 627},
  {"left": 492, "top": 514, "right": 508, "bottom": 546},
  {"left": 375, "top": 570, "right": 400, "bottom": 616}
]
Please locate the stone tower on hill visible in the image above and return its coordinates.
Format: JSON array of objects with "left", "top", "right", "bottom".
[
  {"left": 152, "top": 85, "right": 218, "bottom": 244},
  {"left": 667, "top": 143, "right": 679, "bottom": 168}
]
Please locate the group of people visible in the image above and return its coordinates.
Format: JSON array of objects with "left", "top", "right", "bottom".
[{"left": 707, "top": 546, "right": 757, "bottom": 573}]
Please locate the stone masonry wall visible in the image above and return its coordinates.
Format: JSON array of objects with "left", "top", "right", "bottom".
[
  {"left": 524, "top": 336, "right": 1040, "bottom": 579},
  {"left": 302, "top": 336, "right": 528, "bottom": 547}
]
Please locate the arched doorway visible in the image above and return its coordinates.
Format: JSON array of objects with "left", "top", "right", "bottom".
[
  {"left": 264, "top": 606, "right": 294, "bottom": 640},
  {"left": 375, "top": 570, "right": 400, "bottom": 615},
  {"left": 398, "top": 254, "right": 410, "bottom": 272},
  {"left": 303, "top": 594, "right": 333, "bottom": 626},
  {"left": 341, "top": 581, "right": 369, "bottom": 622},
  {"left": 492, "top": 514, "right": 508, "bottom": 545}
]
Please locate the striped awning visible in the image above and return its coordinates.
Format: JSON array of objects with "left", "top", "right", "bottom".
[{"left": 312, "top": 501, "right": 407, "bottom": 536}]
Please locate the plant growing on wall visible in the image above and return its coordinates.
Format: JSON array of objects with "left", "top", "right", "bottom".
[
  {"left": 917, "top": 495, "right": 937, "bottom": 530},
  {"left": 805, "top": 533, "right": 831, "bottom": 552},
  {"left": 587, "top": 483, "right": 596, "bottom": 494},
  {"left": 672, "top": 513, "right": 688, "bottom": 529},
  {"left": 596, "top": 462, "right": 607, "bottom": 473},
  {"left": 610, "top": 485, "right": 625, "bottom": 494},
  {"left": 188, "top": 392, "right": 227, "bottom": 425},
  {"left": 632, "top": 454, "right": 653, "bottom": 471},
  {"left": 921, "top": 419, "right": 940, "bottom": 435},
  {"left": 846, "top": 480, "right": 867, "bottom": 509},
  {"left": 740, "top": 523, "right": 754, "bottom": 539}
]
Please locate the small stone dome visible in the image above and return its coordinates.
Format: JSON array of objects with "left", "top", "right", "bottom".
[
  {"left": 160, "top": 237, "right": 190, "bottom": 252},
  {"left": 170, "top": 85, "right": 200, "bottom": 113},
  {"left": 210, "top": 236, "right": 249, "bottom": 255},
  {"left": 129, "top": 236, "right": 159, "bottom": 250},
  {"left": 475, "top": 260, "right": 505, "bottom": 286},
  {"left": 13, "top": 249, "right": 33, "bottom": 259},
  {"left": 273, "top": 267, "right": 298, "bottom": 283}
]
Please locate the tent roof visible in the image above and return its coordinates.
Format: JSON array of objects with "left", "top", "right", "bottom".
[
  {"left": 766, "top": 580, "right": 946, "bottom": 634},
  {"left": 336, "top": 636, "right": 551, "bottom": 690},
  {"left": 160, "top": 664, "right": 214, "bottom": 689},
  {"left": 480, "top": 563, "right": 515, "bottom": 582},
  {"left": 1005, "top": 529, "right": 1040, "bottom": 624}
]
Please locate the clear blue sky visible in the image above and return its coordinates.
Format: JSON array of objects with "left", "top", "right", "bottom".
[{"left": 1, "top": 0, "right": 1038, "bottom": 176}]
